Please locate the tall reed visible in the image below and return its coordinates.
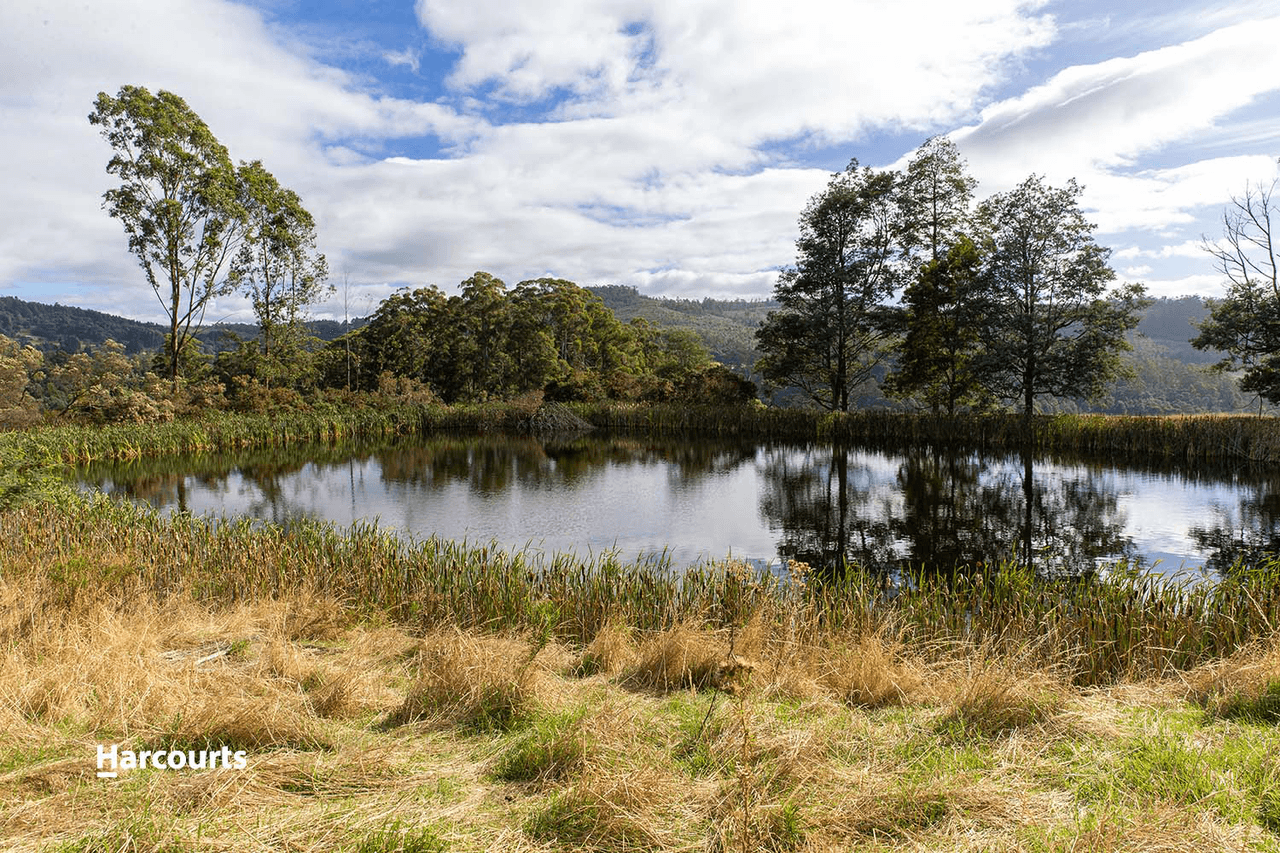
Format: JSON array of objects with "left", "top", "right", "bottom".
[
  {"left": 5, "top": 496, "right": 1279, "bottom": 686},
  {"left": 573, "top": 404, "right": 1280, "bottom": 463}
]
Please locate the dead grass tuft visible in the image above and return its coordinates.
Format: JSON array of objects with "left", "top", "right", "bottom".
[
  {"left": 575, "top": 620, "right": 637, "bottom": 677},
  {"left": 624, "top": 622, "right": 726, "bottom": 692},
  {"left": 523, "top": 766, "right": 695, "bottom": 850},
  {"left": 819, "top": 630, "right": 920, "bottom": 708},
  {"left": 1183, "top": 634, "right": 1280, "bottom": 721},
  {"left": 276, "top": 588, "right": 349, "bottom": 642},
  {"left": 388, "top": 630, "right": 546, "bottom": 729},
  {"left": 935, "top": 652, "right": 1066, "bottom": 737}
]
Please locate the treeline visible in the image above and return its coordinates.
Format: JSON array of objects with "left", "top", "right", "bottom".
[
  {"left": 0, "top": 274, "right": 757, "bottom": 427},
  {"left": 322, "top": 273, "right": 756, "bottom": 405},
  {"left": 745, "top": 138, "right": 1275, "bottom": 420},
  {"left": 592, "top": 286, "right": 1256, "bottom": 415}
]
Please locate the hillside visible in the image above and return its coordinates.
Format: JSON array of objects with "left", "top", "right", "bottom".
[
  {"left": 1135, "top": 295, "right": 1215, "bottom": 364},
  {"left": 591, "top": 287, "right": 1255, "bottom": 414},
  {"left": 0, "top": 296, "right": 357, "bottom": 355},
  {"left": 589, "top": 285, "right": 775, "bottom": 374}
]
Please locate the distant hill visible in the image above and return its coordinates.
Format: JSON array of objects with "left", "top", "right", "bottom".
[
  {"left": 591, "top": 286, "right": 1224, "bottom": 369},
  {"left": 1134, "top": 296, "right": 1215, "bottom": 365},
  {"left": 589, "top": 285, "right": 776, "bottom": 374},
  {"left": 0, "top": 296, "right": 359, "bottom": 355}
]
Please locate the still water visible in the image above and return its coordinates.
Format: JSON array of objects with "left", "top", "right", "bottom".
[{"left": 75, "top": 432, "right": 1280, "bottom": 577}]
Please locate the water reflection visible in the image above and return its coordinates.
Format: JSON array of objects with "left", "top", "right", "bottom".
[
  {"left": 1189, "top": 474, "right": 1280, "bottom": 575},
  {"left": 74, "top": 433, "right": 1280, "bottom": 576},
  {"left": 756, "top": 445, "right": 1137, "bottom": 577}
]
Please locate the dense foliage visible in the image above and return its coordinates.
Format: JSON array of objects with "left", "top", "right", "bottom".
[
  {"left": 326, "top": 274, "right": 756, "bottom": 406},
  {"left": 757, "top": 140, "right": 1149, "bottom": 417}
]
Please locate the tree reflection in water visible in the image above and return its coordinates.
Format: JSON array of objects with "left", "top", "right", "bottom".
[
  {"left": 757, "top": 443, "right": 1138, "bottom": 578},
  {"left": 1190, "top": 474, "right": 1280, "bottom": 576}
]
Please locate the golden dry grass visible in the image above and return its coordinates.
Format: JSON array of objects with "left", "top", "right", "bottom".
[{"left": 4, "top": 574, "right": 1280, "bottom": 853}]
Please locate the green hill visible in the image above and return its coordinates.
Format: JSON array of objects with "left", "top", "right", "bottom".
[{"left": 0, "top": 296, "right": 358, "bottom": 355}]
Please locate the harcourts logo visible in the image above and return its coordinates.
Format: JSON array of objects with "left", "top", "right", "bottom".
[{"left": 96, "top": 744, "right": 248, "bottom": 778}]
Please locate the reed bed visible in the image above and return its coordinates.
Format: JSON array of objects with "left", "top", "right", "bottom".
[
  {"left": 0, "top": 403, "right": 538, "bottom": 466},
  {"left": 4, "top": 496, "right": 1280, "bottom": 687},
  {"left": 5, "top": 402, "right": 1279, "bottom": 467},
  {"left": 573, "top": 404, "right": 1280, "bottom": 462}
]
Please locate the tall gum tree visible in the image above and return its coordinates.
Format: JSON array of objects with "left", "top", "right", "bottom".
[
  {"left": 89, "top": 85, "right": 246, "bottom": 384},
  {"left": 756, "top": 160, "right": 901, "bottom": 412},
  {"left": 231, "top": 160, "right": 331, "bottom": 388}
]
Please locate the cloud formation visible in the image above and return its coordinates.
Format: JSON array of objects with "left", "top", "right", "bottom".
[{"left": 1, "top": 0, "right": 1277, "bottom": 322}]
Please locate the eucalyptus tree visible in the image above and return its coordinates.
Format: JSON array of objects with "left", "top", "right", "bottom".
[
  {"left": 231, "top": 160, "right": 331, "bottom": 387},
  {"left": 756, "top": 160, "right": 902, "bottom": 411},
  {"left": 89, "top": 85, "right": 247, "bottom": 383},
  {"left": 458, "top": 272, "right": 515, "bottom": 400}
]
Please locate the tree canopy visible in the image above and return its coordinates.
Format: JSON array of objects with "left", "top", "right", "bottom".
[
  {"left": 755, "top": 160, "right": 901, "bottom": 412},
  {"left": 89, "top": 85, "right": 247, "bottom": 383},
  {"left": 975, "top": 175, "right": 1146, "bottom": 423}
]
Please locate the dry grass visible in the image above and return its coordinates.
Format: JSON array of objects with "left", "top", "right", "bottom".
[
  {"left": 5, "top": 571, "right": 1280, "bottom": 853},
  {"left": 819, "top": 629, "right": 922, "bottom": 709},
  {"left": 388, "top": 629, "right": 554, "bottom": 730},
  {"left": 624, "top": 621, "right": 728, "bottom": 692},
  {"left": 1183, "top": 633, "right": 1280, "bottom": 722},
  {"left": 575, "top": 619, "right": 637, "bottom": 676}
]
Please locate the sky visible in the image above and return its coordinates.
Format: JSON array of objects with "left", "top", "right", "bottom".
[{"left": 3, "top": 0, "right": 1280, "bottom": 325}]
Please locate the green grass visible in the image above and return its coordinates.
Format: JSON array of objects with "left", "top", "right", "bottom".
[
  {"left": 352, "top": 820, "right": 449, "bottom": 853},
  {"left": 490, "top": 709, "right": 590, "bottom": 783}
]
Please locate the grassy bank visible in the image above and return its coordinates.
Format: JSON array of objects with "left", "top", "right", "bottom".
[
  {"left": 6, "top": 552, "right": 1280, "bottom": 851},
  {"left": 6, "top": 405, "right": 1280, "bottom": 849},
  {"left": 5, "top": 497, "right": 1280, "bottom": 687}
]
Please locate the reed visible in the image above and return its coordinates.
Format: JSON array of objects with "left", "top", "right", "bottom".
[
  {"left": 572, "top": 404, "right": 1280, "bottom": 463},
  {"left": 5, "top": 495, "right": 1280, "bottom": 686},
  {"left": 5, "top": 403, "right": 1279, "bottom": 468},
  {"left": 0, "top": 403, "right": 547, "bottom": 467}
]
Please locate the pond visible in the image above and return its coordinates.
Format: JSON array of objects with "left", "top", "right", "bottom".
[{"left": 74, "top": 432, "right": 1280, "bottom": 578}]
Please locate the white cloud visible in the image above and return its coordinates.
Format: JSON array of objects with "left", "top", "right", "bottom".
[
  {"left": 1115, "top": 240, "right": 1207, "bottom": 260},
  {"left": 4, "top": 0, "right": 1279, "bottom": 325},
  {"left": 956, "top": 17, "right": 1280, "bottom": 184},
  {"left": 383, "top": 47, "right": 421, "bottom": 73},
  {"left": 418, "top": 0, "right": 1055, "bottom": 145},
  {"left": 1140, "top": 273, "right": 1228, "bottom": 299}
]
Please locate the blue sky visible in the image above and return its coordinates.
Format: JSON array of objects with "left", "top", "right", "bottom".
[{"left": 3, "top": 0, "right": 1279, "bottom": 323}]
